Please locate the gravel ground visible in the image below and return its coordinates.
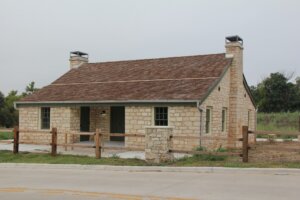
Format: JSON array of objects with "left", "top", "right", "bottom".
[{"left": 249, "top": 141, "right": 300, "bottom": 162}]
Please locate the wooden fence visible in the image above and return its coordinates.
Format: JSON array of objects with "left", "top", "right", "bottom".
[
  {"left": 10, "top": 126, "right": 299, "bottom": 163},
  {"left": 248, "top": 129, "right": 300, "bottom": 153},
  {"left": 11, "top": 127, "right": 145, "bottom": 158},
  {"left": 169, "top": 126, "right": 253, "bottom": 162}
]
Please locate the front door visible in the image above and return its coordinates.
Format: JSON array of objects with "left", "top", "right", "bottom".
[
  {"left": 110, "top": 106, "right": 125, "bottom": 141},
  {"left": 80, "top": 107, "right": 90, "bottom": 141}
]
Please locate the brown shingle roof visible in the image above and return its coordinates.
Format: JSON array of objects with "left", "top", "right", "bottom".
[{"left": 19, "top": 53, "right": 232, "bottom": 103}]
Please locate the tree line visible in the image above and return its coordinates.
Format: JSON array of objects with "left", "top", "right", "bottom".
[
  {"left": 0, "top": 82, "right": 38, "bottom": 128},
  {"left": 250, "top": 72, "right": 300, "bottom": 113}
]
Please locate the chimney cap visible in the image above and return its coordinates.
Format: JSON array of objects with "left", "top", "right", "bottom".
[
  {"left": 70, "top": 51, "right": 88, "bottom": 58},
  {"left": 225, "top": 35, "right": 243, "bottom": 44}
]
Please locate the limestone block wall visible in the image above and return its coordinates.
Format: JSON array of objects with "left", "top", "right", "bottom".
[
  {"left": 145, "top": 127, "right": 173, "bottom": 163},
  {"left": 89, "top": 106, "right": 110, "bottom": 141},
  {"left": 200, "top": 69, "right": 231, "bottom": 149},
  {"left": 168, "top": 106, "right": 200, "bottom": 151},
  {"left": 18, "top": 106, "right": 112, "bottom": 145},
  {"left": 69, "top": 107, "right": 80, "bottom": 143},
  {"left": 125, "top": 106, "right": 151, "bottom": 149},
  {"left": 200, "top": 68, "right": 256, "bottom": 149},
  {"left": 241, "top": 87, "right": 256, "bottom": 144},
  {"left": 125, "top": 105, "right": 200, "bottom": 151},
  {"left": 19, "top": 106, "right": 74, "bottom": 145}
]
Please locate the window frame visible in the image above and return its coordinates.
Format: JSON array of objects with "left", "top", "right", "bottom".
[
  {"left": 221, "top": 108, "right": 227, "bottom": 132},
  {"left": 205, "top": 107, "right": 212, "bottom": 134},
  {"left": 248, "top": 110, "right": 251, "bottom": 127},
  {"left": 154, "top": 107, "right": 168, "bottom": 126},
  {"left": 40, "top": 107, "right": 51, "bottom": 130}
]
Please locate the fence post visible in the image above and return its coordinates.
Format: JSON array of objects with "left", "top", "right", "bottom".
[
  {"left": 71, "top": 134, "right": 74, "bottom": 150},
  {"left": 95, "top": 129, "right": 101, "bottom": 159},
  {"left": 51, "top": 127, "right": 57, "bottom": 156},
  {"left": 298, "top": 116, "right": 300, "bottom": 142},
  {"left": 13, "top": 126, "right": 19, "bottom": 154},
  {"left": 242, "top": 126, "right": 249, "bottom": 163},
  {"left": 64, "top": 132, "right": 67, "bottom": 151},
  {"left": 298, "top": 115, "right": 300, "bottom": 132}
]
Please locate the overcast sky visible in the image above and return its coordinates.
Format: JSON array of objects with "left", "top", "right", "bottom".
[{"left": 1, "top": 0, "right": 299, "bottom": 95}]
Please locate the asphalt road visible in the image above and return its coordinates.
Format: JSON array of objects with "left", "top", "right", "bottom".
[{"left": 0, "top": 164, "right": 299, "bottom": 200}]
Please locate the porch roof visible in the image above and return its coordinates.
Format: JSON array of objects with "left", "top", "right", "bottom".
[{"left": 17, "top": 53, "right": 232, "bottom": 105}]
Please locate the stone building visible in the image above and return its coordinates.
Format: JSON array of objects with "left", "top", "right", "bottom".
[{"left": 15, "top": 36, "right": 256, "bottom": 151}]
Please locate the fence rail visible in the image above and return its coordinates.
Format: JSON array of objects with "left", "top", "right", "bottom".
[
  {"left": 169, "top": 149, "right": 241, "bottom": 156},
  {"left": 0, "top": 129, "right": 13, "bottom": 132},
  {"left": 170, "top": 135, "right": 228, "bottom": 140},
  {"left": 248, "top": 128, "right": 300, "bottom": 153},
  {"left": 249, "top": 130, "right": 300, "bottom": 136}
]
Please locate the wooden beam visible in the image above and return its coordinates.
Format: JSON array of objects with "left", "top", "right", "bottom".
[
  {"left": 102, "top": 133, "right": 145, "bottom": 138},
  {"left": 51, "top": 127, "right": 57, "bottom": 156},
  {"left": 252, "top": 130, "right": 300, "bottom": 136},
  {"left": 242, "top": 126, "right": 249, "bottom": 163},
  {"left": 13, "top": 126, "right": 19, "bottom": 154},
  {"left": 56, "top": 143, "right": 94, "bottom": 148},
  {"left": 170, "top": 135, "right": 228, "bottom": 140},
  {"left": 169, "top": 149, "right": 241, "bottom": 156},
  {"left": 18, "top": 130, "right": 51, "bottom": 134},
  {"left": 102, "top": 146, "right": 144, "bottom": 151},
  {"left": 95, "top": 129, "right": 100, "bottom": 159}
]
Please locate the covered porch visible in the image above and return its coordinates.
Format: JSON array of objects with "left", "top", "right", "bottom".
[{"left": 72, "top": 105, "right": 125, "bottom": 143}]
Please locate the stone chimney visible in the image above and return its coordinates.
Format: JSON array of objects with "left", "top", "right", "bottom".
[
  {"left": 225, "top": 35, "right": 244, "bottom": 148},
  {"left": 69, "top": 51, "right": 88, "bottom": 69}
]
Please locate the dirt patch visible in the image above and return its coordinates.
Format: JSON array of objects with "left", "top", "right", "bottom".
[{"left": 249, "top": 141, "right": 300, "bottom": 162}]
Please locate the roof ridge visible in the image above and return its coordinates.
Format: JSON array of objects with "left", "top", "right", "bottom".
[{"left": 86, "top": 53, "right": 226, "bottom": 66}]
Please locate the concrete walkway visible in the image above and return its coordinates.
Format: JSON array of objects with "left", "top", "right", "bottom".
[
  {"left": 0, "top": 140, "right": 145, "bottom": 159},
  {"left": 0, "top": 141, "right": 188, "bottom": 160}
]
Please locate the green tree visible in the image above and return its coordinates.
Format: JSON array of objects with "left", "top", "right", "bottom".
[
  {"left": 0, "top": 91, "right": 4, "bottom": 108},
  {"left": 251, "top": 72, "right": 300, "bottom": 112},
  {"left": 22, "top": 81, "right": 39, "bottom": 96},
  {"left": 0, "top": 90, "right": 22, "bottom": 127}
]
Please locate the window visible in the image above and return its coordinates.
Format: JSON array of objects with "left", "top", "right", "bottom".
[
  {"left": 222, "top": 108, "right": 227, "bottom": 132},
  {"left": 205, "top": 107, "right": 212, "bottom": 133},
  {"left": 154, "top": 107, "right": 168, "bottom": 126},
  {"left": 248, "top": 110, "right": 251, "bottom": 127},
  {"left": 41, "top": 107, "right": 50, "bottom": 129}
]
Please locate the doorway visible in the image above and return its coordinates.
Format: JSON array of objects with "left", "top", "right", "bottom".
[
  {"left": 110, "top": 106, "right": 125, "bottom": 141},
  {"left": 80, "top": 107, "right": 90, "bottom": 141}
]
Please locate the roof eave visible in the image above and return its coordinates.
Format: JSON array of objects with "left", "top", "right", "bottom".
[
  {"left": 15, "top": 100, "right": 199, "bottom": 108},
  {"left": 243, "top": 75, "right": 256, "bottom": 108}
]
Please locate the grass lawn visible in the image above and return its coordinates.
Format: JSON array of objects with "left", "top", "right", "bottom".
[
  {"left": 1, "top": 150, "right": 300, "bottom": 168},
  {"left": 257, "top": 112, "right": 300, "bottom": 132},
  {"left": 0, "top": 132, "right": 13, "bottom": 140}
]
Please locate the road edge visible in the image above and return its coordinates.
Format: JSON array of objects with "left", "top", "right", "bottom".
[{"left": 0, "top": 163, "right": 300, "bottom": 174}]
